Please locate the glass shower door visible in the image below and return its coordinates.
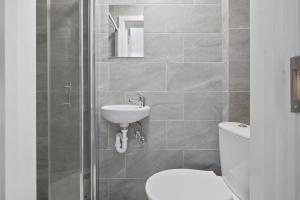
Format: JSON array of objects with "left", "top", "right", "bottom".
[{"left": 48, "top": 0, "right": 90, "bottom": 199}]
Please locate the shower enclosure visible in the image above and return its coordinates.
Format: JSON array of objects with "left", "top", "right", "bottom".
[{"left": 43, "top": 0, "right": 95, "bottom": 199}]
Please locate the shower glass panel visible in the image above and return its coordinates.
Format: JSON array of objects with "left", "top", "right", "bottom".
[{"left": 48, "top": 0, "right": 91, "bottom": 199}]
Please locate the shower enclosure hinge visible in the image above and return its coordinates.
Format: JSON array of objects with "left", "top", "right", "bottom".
[{"left": 63, "top": 82, "right": 72, "bottom": 108}]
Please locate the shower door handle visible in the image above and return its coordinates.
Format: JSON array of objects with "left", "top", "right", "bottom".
[{"left": 63, "top": 82, "right": 72, "bottom": 108}]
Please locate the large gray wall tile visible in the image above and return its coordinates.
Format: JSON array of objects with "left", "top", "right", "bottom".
[
  {"left": 109, "top": 63, "right": 166, "bottom": 91},
  {"left": 97, "top": 180, "right": 109, "bottom": 200},
  {"left": 194, "top": 0, "right": 221, "bottom": 4},
  {"left": 50, "top": 3, "right": 79, "bottom": 63},
  {"left": 184, "top": 150, "right": 221, "bottom": 175},
  {"left": 229, "top": 61, "right": 250, "bottom": 91},
  {"left": 97, "top": 120, "right": 109, "bottom": 149},
  {"left": 126, "top": 92, "right": 183, "bottom": 120},
  {"left": 138, "top": 0, "right": 192, "bottom": 3},
  {"left": 184, "top": 92, "right": 225, "bottom": 120},
  {"left": 97, "top": 0, "right": 137, "bottom": 4},
  {"left": 107, "top": 122, "right": 123, "bottom": 149},
  {"left": 229, "top": 29, "right": 250, "bottom": 60},
  {"left": 98, "top": 150, "right": 126, "bottom": 178},
  {"left": 229, "top": 92, "right": 250, "bottom": 124},
  {"left": 144, "top": 34, "right": 184, "bottom": 62},
  {"left": 144, "top": 5, "right": 221, "bottom": 33},
  {"left": 95, "top": 33, "right": 109, "bottom": 62},
  {"left": 50, "top": 62, "right": 80, "bottom": 92},
  {"left": 49, "top": 90, "right": 80, "bottom": 123},
  {"left": 222, "top": 31, "right": 229, "bottom": 61},
  {"left": 50, "top": 173, "right": 80, "bottom": 200},
  {"left": 50, "top": 120, "right": 80, "bottom": 151},
  {"left": 127, "top": 120, "right": 165, "bottom": 149},
  {"left": 109, "top": 179, "right": 147, "bottom": 200},
  {"left": 51, "top": 33, "right": 79, "bottom": 62},
  {"left": 130, "top": 120, "right": 165, "bottom": 149},
  {"left": 166, "top": 121, "right": 219, "bottom": 149},
  {"left": 107, "top": 119, "right": 165, "bottom": 150},
  {"left": 51, "top": 0, "right": 78, "bottom": 4},
  {"left": 96, "top": 63, "right": 109, "bottom": 92},
  {"left": 50, "top": 146, "right": 80, "bottom": 177},
  {"left": 229, "top": 0, "right": 249, "bottom": 28},
  {"left": 96, "top": 91, "right": 125, "bottom": 108},
  {"left": 221, "top": 92, "right": 229, "bottom": 121},
  {"left": 167, "top": 63, "right": 226, "bottom": 91},
  {"left": 126, "top": 149, "right": 183, "bottom": 178},
  {"left": 222, "top": 0, "right": 229, "bottom": 30},
  {"left": 95, "top": 5, "right": 109, "bottom": 33},
  {"left": 184, "top": 34, "right": 222, "bottom": 62},
  {"left": 110, "top": 0, "right": 137, "bottom": 4},
  {"left": 50, "top": 4, "right": 78, "bottom": 35}
]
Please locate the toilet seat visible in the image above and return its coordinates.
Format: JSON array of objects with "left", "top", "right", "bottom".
[{"left": 145, "top": 169, "right": 240, "bottom": 200}]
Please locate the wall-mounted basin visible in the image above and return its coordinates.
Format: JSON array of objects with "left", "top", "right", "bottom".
[
  {"left": 101, "top": 104, "right": 150, "bottom": 153},
  {"left": 101, "top": 105, "right": 150, "bottom": 127}
]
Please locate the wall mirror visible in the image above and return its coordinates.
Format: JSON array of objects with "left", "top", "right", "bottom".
[{"left": 109, "top": 5, "right": 144, "bottom": 58}]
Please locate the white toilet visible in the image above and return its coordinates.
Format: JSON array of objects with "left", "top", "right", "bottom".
[{"left": 145, "top": 122, "right": 250, "bottom": 200}]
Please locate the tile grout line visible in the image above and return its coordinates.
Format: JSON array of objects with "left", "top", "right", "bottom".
[
  {"left": 164, "top": 121, "right": 168, "bottom": 150},
  {"left": 144, "top": 32, "right": 222, "bottom": 35},
  {"left": 98, "top": 178, "right": 148, "bottom": 180},
  {"left": 96, "top": 61, "right": 228, "bottom": 64},
  {"left": 96, "top": 147, "right": 220, "bottom": 151},
  {"left": 99, "top": 119, "right": 223, "bottom": 122},
  {"left": 98, "top": 2, "right": 222, "bottom": 6},
  {"left": 229, "top": 27, "right": 250, "bottom": 30},
  {"left": 182, "top": 150, "right": 185, "bottom": 168},
  {"left": 183, "top": 91, "right": 185, "bottom": 120},
  {"left": 165, "top": 63, "right": 168, "bottom": 92},
  {"left": 97, "top": 90, "right": 238, "bottom": 93}
]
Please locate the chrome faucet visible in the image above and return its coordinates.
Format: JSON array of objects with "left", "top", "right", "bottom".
[{"left": 128, "top": 93, "right": 146, "bottom": 107}]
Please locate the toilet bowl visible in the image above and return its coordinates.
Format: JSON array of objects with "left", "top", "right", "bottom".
[
  {"left": 146, "top": 169, "right": 239, "bottom": 200},
  {"left": 145, "top": 122, "right": 250, "bottom": 200}
]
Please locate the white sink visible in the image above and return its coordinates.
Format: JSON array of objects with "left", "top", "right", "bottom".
[{"left": 101, "top": 105, "right": 151, "bottom": 127}]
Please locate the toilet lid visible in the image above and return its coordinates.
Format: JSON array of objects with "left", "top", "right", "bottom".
[{"left": 146, "top": 169, "right": 236, "bottom": 200}]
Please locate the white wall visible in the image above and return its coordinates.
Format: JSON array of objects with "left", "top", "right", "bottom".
[
  {"left": 297, "top": 115, "right": 300, "bottom": 199},
  {"left": 250, "top": 0, "right": 300, "bottom": 199},
  {"left": 1, "top": 0, "right": 36, "bottom": 199},
  {"left": 296, "top": 1, "right": 300, "bottom": 194},
  {"left": 0, "top": 0, "right": 6, "bottom": 199}
]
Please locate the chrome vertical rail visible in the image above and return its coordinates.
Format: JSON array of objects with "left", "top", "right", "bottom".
[
  {"left": 46, "top": 0, "right": 52, "bottom": 199},
  {"left": 89, "top": 0, "right": 96, "bottom": 199},
  {"left": 79, "top": 0, "right": 84, "bottom": 199}
]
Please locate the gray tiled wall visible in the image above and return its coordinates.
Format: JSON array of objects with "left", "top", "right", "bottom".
[
  {"left": 222, "top": 0, "right": 250, "bottom": 124},
  {"left": 94, "top": 0, "right": 248, "bottom": 199}
]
